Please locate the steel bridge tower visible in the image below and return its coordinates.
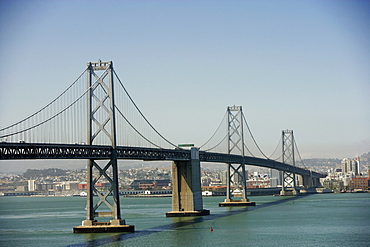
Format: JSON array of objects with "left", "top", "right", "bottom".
[
  {"left": 280, "top": 130, "right": 299, "bottom": 196},
  {"left": 74, "top": 60, "right": 133, "bottom": 233},
  {"left": 219, "top": 106, "right": 255, "bottom": 206}
]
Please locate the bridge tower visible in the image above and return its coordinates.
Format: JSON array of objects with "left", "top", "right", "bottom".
[
  {"left": 280, "top": 130, "right": 299, "bottom": 196},
  {"left": 73, "top": 60, "right": 134, "bottom": 233},
  {"left": 219, "top": 106, "right": 255, "bottom": 206}
]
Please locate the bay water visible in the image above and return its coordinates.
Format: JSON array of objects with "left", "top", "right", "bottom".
[{"left": 0, "top": 193, "right": 369, "bottom": 246}]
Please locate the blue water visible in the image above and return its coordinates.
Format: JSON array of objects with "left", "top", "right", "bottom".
[{"left": 0, "top": 193, "right": 369, "bottom": 246}]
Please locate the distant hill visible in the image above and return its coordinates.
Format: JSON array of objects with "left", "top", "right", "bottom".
[
  {"left": 23, "top": 168, "right": 67, "bottom": 179},
  {"left": 301, "top": 158, "right": 341, "bottom": 167},
  {"left": 302, "top": 151, "right": 370, "bottom": 168}
]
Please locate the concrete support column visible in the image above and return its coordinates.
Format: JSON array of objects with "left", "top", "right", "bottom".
[
  {"left": 313, "top": 177, "right": 321, "bottom": 187},
  {"left": 82, "top": 159, "right": 94, "bottom": 226},
  {"left": 166, "top": 148, "right": 210, "bottom": 217},
  {"left": 226, "top": 164, "right": 231, "bottom": 200},
  {"left": 302, "top": 175, "right": 313, "bottom": 188}
]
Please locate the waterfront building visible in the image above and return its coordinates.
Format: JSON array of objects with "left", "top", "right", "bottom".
[
  {"left": 62, "top": 181, "right": 79, "bottom": 190},
  {"left": 323, "top": 180, "right": 344, "bottom": 192},
  {"left": 349, "top": 166, "right": 370, "bottom": 190},
  {"left": 130, "top": 179, "right": 171, "bottom": 190},
  {"left": 349, "top": 177, "right": 370, "bottom": 190},
  {"left": 77, "top": 181, "right": 109, "bottom": 190},
  {"left": 36, "top": 183, "right": 55, "bottom": 191},
  {"left": 78, "top": 181, "right": 88, "bottom": 190},
  {"left": 15, "top": 186, "right": 27, "bottom": 191}
]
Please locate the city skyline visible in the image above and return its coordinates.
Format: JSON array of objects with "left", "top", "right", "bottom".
[{"left": 0, "top": 1, "right": 369, "bottom": 163}]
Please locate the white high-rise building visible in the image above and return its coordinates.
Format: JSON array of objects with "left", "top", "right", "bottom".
[
  {"left": 341, "top": 158, "right": 359, "bottom": 176},
  {"left": 28, "top": 180, "right": 36, "bottom": 191}
]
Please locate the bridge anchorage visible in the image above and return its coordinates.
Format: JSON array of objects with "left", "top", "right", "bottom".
[{"left": 219, "top": 106, "right": 255, "bottom": 207}]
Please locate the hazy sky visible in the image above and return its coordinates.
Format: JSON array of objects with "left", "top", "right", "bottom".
[{"left": 0, "top": 0, "right": 369, "bottom": 161}]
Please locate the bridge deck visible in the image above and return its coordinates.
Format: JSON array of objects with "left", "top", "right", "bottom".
[{"left": 0, "top": 143, "right": 325, "bottom": 178}]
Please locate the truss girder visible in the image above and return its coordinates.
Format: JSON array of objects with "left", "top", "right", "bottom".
[
  {"left": 0, "top": 143, "right": 325, "bottom": 179},
  {"left": 0, "top": 143, "right": 111, "bottom": 159},
  {"left": 0, "top": 143, "right": 190, "bottom": 160},
  {"left": 199, "top": 151, "right": 325, "bottom": 178}
]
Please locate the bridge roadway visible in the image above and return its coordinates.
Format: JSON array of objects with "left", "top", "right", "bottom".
[{"left": 0, "top": 143, "right": 325, "bottom": 178}]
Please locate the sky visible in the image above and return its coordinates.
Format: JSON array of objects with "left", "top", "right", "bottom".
[{"left": 0, "top": 0, "right": 369, "bottom": 171}]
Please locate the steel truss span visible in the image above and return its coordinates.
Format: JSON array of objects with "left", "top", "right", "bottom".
[
  {"left": 0, "top": 143, "right": 324, "bottom": 179},
  {"left": 0, "top": 143, "right": 190, "bottom": 161},
  {"left": 199, "top": 151, "right": 324, "bottom": 178}
]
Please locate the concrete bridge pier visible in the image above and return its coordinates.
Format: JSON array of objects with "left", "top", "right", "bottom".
[
  {"left": 166, "top": 148, "right": 210, "bottom": 217},
  {"left": 301, "top": 174, "right": 313, "bottom": 188},
  {"left": 312, "top": 177, "right": 321, "bottom": 187},
  {"left": 301, "top": 173, "right": 322, "bottom": 188},
  {"left": 280, "top": 189, "right": 299, "bottom": 196}
]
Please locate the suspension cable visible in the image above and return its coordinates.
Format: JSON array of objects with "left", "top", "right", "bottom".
[
  {"left": 294, "top": 138, "right": 307, "bottom": 169},
  {"left": 274, "top": 153, "right": 283, "bottom": 162},
  {"left": 0, "top": 68, "right": 88, "bottom": 132},
  {"left": 113, "top": 70, "right": 178, "bottom": 148},
  {"left": 242, "top": 112, "right": 269, "bottom": 159},
  {"left": 114, "top": 106, "right": 162, "bottom": 149},
  {"left": 243, "top": 143, "right": 255, "bottom": 157},
  {"left": 93, "top": 68, "right": 165, "bottom": 148},
  {"left": 202, "top": 133, "right": 228, "bottom": 152},
  {"left": 268, "top": 136, "right": 282, "bottom": 160},
  {"left": 1, "top": 87, "right": 89, "bottom": 139},
  {"left": 199, "top": 111, "right": 227, "bottom": 149}
]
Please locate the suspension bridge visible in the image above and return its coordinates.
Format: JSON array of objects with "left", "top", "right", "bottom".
[{"left": 0, "top": 60, "right": 325, "bottom": 233}]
